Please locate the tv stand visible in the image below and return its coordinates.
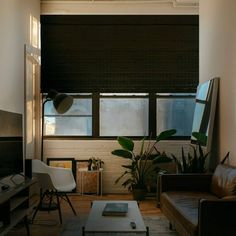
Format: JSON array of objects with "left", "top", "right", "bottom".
[{"left": 0, "top": 177, "right": 38, "bottom": 235}]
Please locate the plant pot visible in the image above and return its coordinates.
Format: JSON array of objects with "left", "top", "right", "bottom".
[
  {"left": 132, "top": 188, "right": 146, "bottom": 200},
  {"left": 92, "top": 165, "right": 98, "bottom": 170}
]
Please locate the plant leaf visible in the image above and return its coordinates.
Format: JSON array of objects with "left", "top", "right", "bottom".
[
  {"left": 191, "top": 146, "right": 198, "bottom": 172},
  {"left": 171, "top": 154, "right": 182, "bottom": 173},
  {"left": 122, "top": 179, "right": 134, "bottom": 188},
  {"left": 181, "top": 147, "right": 188, "bottom": 173},
  {"left": 111, "top": 149, "right": 133, "bottom": 159},
  {"left": 115, "top": 171, "right": 128, "bottom": 184},
  {"left": 139, "top": 137, "right": 146, "bottom": 156},
  {"left": 156, "top": 129, "right": 176, "bottom": 142},
  {"left": 192, "top": 132, "right": 207, "bottom": 146},
  {"left": 117, "top": 136, "right": 134, "bottom": 151},
  {"left": 121, "top": 165, "right": 133, "bottom": 170},
  {"left": 153, "top": 153, "right": 172, "bottom": 163}
]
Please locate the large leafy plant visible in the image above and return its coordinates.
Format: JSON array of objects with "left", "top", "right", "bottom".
[
  {"left": 111, "top": 129, "right": 176, "bottom": 191},
  {"left": 172, "top": 132, "right": 209, "bottom": 173}
]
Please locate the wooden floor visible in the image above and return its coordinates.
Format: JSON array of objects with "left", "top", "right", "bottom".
[{"left": 7, "top": 194, "right": 162, "bottom": 236}]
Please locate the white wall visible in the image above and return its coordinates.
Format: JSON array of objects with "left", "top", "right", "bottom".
[
  {"left": 0, "top": 0, "right": 40, "bottom": 114},
  {"left": 44, "top": 139, "right": 189, "bottom": 193},
  {"left": 200, "top": 0, "right": 236, "bottom": 165}
]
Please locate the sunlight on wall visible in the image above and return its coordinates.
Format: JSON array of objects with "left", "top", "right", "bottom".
[
  {"left": 26, "top": 59, "right": 36, "bottom": 145},
  {"left": 30, "top": 14, "right": 40, "bottom": 49}
]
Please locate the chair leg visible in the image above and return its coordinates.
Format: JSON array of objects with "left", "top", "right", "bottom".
[
  {"left": 48, "top": 192, "right": 53, "bottom": 213},
  {"left": 31, "top": 204, "right": 40, "bottom": 223},
  {"left": 24, "top": 216, "right": 30, "bottom": 236},
  {"left": 56, "top": 192, "right": 62, "bottom": 224},
  {"left": 31, "top": 191, "right": 46, "bottom": 223},
  {"left": 65, "top": 194, "right": 77, "bottom": 215}
]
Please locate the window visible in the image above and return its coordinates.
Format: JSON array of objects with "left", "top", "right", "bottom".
[{"left": 44, "top": 93, "right": 195, "bottom": 139}]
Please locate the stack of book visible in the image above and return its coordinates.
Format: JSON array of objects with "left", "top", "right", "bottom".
[{"left": 102, "top": 202, "right": 128, "bottom": 216}]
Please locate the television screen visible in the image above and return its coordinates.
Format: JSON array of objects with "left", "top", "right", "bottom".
[{"left": 0, "top": 110, "right": 23, "bottom": 179}]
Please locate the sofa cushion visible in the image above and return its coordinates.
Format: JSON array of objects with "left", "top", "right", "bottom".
[
  {"left": 160, "top": 191, "right": 218, "bottom": 236},
  {"left": 211, "top": 164, "right": 236, "bottom": 198}
]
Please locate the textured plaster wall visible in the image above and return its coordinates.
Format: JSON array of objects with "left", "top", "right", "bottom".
[
  {"left": 200, "top": 0, "right": 236, "bottom": 165},
  {"left": 0, "top": 0, "right": 40, "bottom": 113}
]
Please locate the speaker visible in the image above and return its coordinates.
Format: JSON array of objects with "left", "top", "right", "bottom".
[{"left": 25, "top": 159, "right": 32, "bottom": 179}]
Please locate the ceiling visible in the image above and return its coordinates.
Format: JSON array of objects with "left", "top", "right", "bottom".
[{"left": 41, "top": 0, "right": 199, "bottom": 7}]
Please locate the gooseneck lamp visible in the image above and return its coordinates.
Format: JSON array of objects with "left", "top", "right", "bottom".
[{"left": 41, "top": 90, "right": 73, "bottom": 161}]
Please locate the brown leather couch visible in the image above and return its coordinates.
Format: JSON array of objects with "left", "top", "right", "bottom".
[{"left": 160, "top": 164, "right": 236, "bottom": 236}]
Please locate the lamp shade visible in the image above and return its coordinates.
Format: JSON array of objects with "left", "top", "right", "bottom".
[
  {"left": 53, "top": 93, "right": 73, "bottom": 114},
  {"left": 46, "top": 90, "right": 73, "bottom": 114}
]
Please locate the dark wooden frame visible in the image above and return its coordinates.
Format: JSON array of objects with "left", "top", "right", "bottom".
[{"left": 43, "top": 93, "right": 195, "bottom": 140}]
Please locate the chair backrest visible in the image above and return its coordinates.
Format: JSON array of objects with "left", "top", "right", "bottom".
[
  {"left": 32, "top": 159, "right": 54, "bottom": 190},
  {"left": 48, "top": 165, "right": 76, "bottom": 192},
  {"left": 32, "top": 159, "right": 76, "bottom": 192},
  {"left": 34, "top": 172, "right": 54, "bottom": 191},
  {"left": 32, "top": 159, "right": 49, "bottom": 173}
]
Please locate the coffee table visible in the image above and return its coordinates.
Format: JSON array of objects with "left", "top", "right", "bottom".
[{"left": 83, "top": 200, "right": 148, "bottom": 235}]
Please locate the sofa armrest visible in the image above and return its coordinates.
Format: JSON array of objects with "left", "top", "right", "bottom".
[
  {"left": 159, "top": 174, "right": 213, "bottom": 193},
  {"left": 199, "top": 198, "right": 236, "bottom": 236}
]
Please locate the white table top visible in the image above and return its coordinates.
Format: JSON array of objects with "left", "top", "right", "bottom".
[{"left": 85, "top": 200, "right": 146, "bottom": 234}]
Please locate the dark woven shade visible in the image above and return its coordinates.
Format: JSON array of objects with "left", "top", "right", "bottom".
[{"left": 41, "top": 15, "right": 199, "bottom": 93}]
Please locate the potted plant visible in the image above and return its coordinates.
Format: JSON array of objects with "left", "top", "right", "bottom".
[
  {"left": 172, "top": 132, "right": 209, "bottom": 173},
  {"left": 111, "top": 129, "right": 176, "bottom": 200},
  {"left": 88, "top": 157, "right": 104, "bottom": 170}
]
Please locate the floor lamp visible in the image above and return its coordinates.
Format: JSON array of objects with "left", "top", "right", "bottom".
[{"left": 41, "top": 90, "right": 73, "bottom": 161}]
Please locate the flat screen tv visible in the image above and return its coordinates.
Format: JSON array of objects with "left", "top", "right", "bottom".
[
  {"left": 191, "top": 77, "right": 219, "bottom": 152},
  {"left": 0, "top": 110, "right": 23, "bottom": 179}
]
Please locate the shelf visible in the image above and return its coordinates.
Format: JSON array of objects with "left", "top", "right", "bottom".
[
  {"left": 1, "top": 209, "right": 28, "bottom": 236},
  {"left": 0, "top": 178, "right": 38, "bottom": 236},
  {"left": 10, "top": 196, "right": 28, "bottom": 211}
]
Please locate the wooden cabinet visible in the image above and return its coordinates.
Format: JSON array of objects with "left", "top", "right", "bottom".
[{"left": 0, "top": 177, "right": 38, "bottom": 235}]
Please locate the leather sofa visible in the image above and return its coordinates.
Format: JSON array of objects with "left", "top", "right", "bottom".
[{"left": 159, "top": 164, "right": 236, "bottom": 236}]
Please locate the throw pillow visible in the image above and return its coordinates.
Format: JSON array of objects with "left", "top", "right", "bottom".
[{"left": 211, "top": 164, "right": 236, "bottom": 198}]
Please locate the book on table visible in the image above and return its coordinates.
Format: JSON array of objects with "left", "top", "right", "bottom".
[{"left": 102, "top": 202, "right": 128, "bottom": 216}]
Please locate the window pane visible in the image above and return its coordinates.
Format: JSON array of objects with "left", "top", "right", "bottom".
[
  {"left": 196, "top": 80, "right": 210, "bottom": 101},
  {"left": 45, "top": 117, "right": 92, "bottom": 136},
  {"left": 156, "top": 98, "right": 195, "bottom": 136},
  {"left": 100, "top": 98, "right": 148, "bottom": 136},
  {"left": 44, "top": 99, "right": 92, "bottom": 115},
  {"left": 191, "top": 103, "right": 205, "bottom": 133},
  {"left": 44, "top": 98, "right": 92, "bottom": 136}
]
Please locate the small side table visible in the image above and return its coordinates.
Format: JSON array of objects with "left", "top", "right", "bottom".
[{"left": 79, "top": 168, "right": 103, "bottom": 196}]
